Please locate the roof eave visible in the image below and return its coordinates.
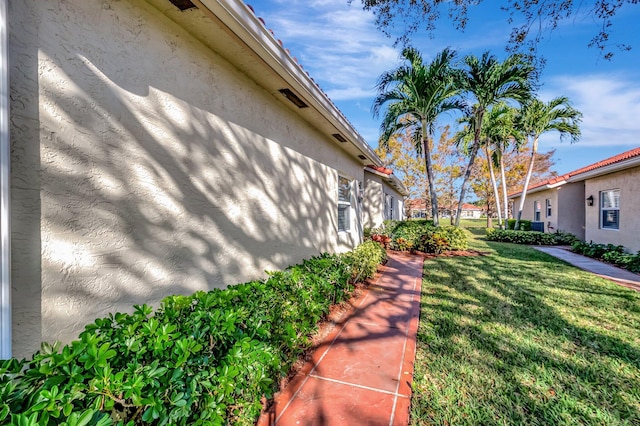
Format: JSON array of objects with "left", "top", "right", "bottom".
[{"left": 190, "top": 0, "right": 383, "bottom": 167}]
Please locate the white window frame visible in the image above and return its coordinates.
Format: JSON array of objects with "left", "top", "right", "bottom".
[
  {"left": 533, "top": 201, "right": 541, "bottom": 221},
  {"left": 337, "top": 175, "right": 351, "bottom": 233},
  {"left": 600, "top": 189, "right": 620, "bottom": 230},
  {"left": 0, "top": 0, "right": 11, "bottom": 359},
  {"left": 545, "top": 199, "right": 552, "bottom": 217}
]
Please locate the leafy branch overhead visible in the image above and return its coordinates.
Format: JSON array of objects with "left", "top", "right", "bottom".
[{"left": 351, "top": 0, "right": 637, "bottom": 59}]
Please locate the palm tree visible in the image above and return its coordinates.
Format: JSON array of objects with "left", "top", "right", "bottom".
[
  {"left": 483, "top": 103, "right": 523, "bottom": 228},
  {"left": 513, "top": 96, "right": 582, "bottom": 229},
  {"left": 453, "top": 52, "right": 535, "bottom": 227},
  {"left": 373, "top": 47, "right": 463, "bottom": 226}
]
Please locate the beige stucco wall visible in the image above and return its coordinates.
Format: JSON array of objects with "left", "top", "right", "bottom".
[
  {"left": 512, "top": 188, "right": 558, "bottom": 232},
  {"left": 9, "top": 0, "right": 364, "bottom": 357},
  {"left": 584, "top": 167, "right": 640, "bottom": 252},
  {"left": 556, "top": 182, "right": 585, "bottom": 239},
  {"left": 363, "top": 173, "right": 383, "bottom": 229},
  {"left": 363, "top": 171, "right": 404, "bottom": 228},
  {"left": 511, "top": 182, "right": 585, "bottom": 238}
]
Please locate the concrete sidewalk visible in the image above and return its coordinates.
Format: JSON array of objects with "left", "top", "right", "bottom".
[
  {"left": 533, "top": 246, "right": 640, "bottom": 292},
  {"left": 258, "top": 252, "right": 424, "bottom": 426}
]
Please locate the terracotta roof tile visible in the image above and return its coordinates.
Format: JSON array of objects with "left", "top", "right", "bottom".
[
  {"left": 365, "top": 165, "right": 393, "bottom": 175},
  {"left": 510, "top": 146, "right": 640, "bottom": 197}
]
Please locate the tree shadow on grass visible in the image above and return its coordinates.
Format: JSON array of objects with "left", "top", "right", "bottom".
[{"left": 413, "top": 241, "right": 640, "bottom": 425}]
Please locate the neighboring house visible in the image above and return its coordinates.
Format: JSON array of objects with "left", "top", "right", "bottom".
[
  {"left": 509, "top": 147, "right": 640, "bottom": 252},
  {"left": 362, "top": 165, "right": 407, "bottom": 229},
  {"left": 2, "top": 0, "right": 406, "bottom": 358},
  {"left": 406, "top": 199, "right": 482, "bottom": 220},
  {"left": 407, "top": 198, "right": 429, "bottom": 219},
  {"left": 455, "top": 203, "right": 483, "bottom": 219}
]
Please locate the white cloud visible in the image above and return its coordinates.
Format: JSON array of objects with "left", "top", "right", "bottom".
[
  {"left": 540, "top": 74, "right": 640, "bottom": 148},
  {"left": 255, "top": 2, "right": 401, "bottom": 102}
]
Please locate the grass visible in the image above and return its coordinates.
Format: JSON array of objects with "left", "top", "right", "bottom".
[{"left": 410, "top": 228, "right": 640, "bottom": 425}]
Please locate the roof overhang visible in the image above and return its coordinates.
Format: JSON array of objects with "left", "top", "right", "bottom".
[
  {"left": 364, "top": 167, "right": 409, "bottom": 197},
  {"left": 145, "top": 0, "right": 382, "bottom": 167},
  {"left": 567, "top": 155, "right": 640, "bottom": 182}
]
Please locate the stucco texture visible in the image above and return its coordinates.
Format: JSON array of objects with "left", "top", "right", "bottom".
[
  {"left": 511, "top": 181, "right": 585, "bottom": 238},
  {"left": 585, "top": 167, "right": 640, "bottom": 253},
  {"left": 9, "top": 0, "right": 364, "bottom": 357},
  {"left": 363, "top": 171, "right": 404, "bottom": 228}
]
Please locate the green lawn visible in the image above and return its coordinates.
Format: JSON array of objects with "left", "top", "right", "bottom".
[{"left": 410, "top": 229, "right": 640, "bottom": 425}]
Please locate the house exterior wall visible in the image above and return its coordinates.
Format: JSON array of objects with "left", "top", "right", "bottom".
[
  {"left": 556, "top": 182, "right": 585, "bottom": 239},
  {"left": 512, "top": 188, "right": 556, "bottom": 231},
  {"left": 362, "top": 171, "right": 405, "bottom": 228},
  {"left": 383, "top": 184, "right": 404, "bottom": 222},
  {"left": 511, "top": 181, "right": 587, "bottom": 240},
  {"left": 584, "top": 167, "right": 640, "bottom": 252},
  {"left": 9, "top": 0, "right": 364, "bottom": 357},
  {"left": 363, "top": 173, "right": 383, "bottom": 229}
]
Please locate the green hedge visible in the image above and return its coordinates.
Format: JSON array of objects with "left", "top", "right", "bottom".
[
  {"left": 486, "top": 229, "right": 577, "bottom": 246},
  {"left": 506, "top": 219, "right": 532, "bottom": 231},
  {"left": 0, "top": 242, "right": 386, "bottom": 426},
  {"left": 572, "top": 241, "right": 640, "bottom": 273}
]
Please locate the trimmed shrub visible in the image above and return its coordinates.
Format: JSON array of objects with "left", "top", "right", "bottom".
[
  {"left": 344, "top": 240, "right": 387, "bottom": 283},
  {"left": 0, "top": 245, "right": 386, "bottom": 426},
  {"left": 380, "top": 220, "right": 467, "bottom": 254},
  {"left": 506, "top": 219, "right": 532, "bottom": 231},
  {"left": 486, "top": 229, "right": 566, "bottom": 245},
  {"left": 571, "top": 241, "right": 640, "bottom": 273}
]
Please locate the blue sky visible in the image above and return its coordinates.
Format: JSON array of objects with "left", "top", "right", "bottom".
[{"left": 252, "top": 1, "right": 640, "bottom": 175}]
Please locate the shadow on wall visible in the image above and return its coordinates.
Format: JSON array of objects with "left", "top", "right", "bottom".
[{"left": 10, "top": 0, "right": 341, "bottom": 357}]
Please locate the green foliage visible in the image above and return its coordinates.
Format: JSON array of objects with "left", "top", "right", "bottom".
[
  {"left": 1, "top": 246, "right": 386, "bottom": 425},
  {"left": 506, "top": 219, "right": 531, "bottom": 231},
  {"left": 486, "top": 229, "right": 575, "bottom": 245},
  {"left": 571, "top": 241, "right": 640, "bottom": 273},
  {"left": 344, "top": 240, "right": 388, "bottom": 283},
  {"left": 380, "top": 220, "right": 468, "bottom": 254}
]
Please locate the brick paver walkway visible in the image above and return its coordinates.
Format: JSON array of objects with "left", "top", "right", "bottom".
[{"left": 258, "top": 252, "right": 424, "bottom": 426}]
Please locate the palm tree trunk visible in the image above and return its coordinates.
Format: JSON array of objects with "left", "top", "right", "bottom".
[
  {"left": 500, "top": 154, "right": 509, "bottom": 228},
  {"left": 515, "top": 136, "right": 538, "bottom": 229},
  {"left": 485, "top": 145, "right": 502, "bottom": 228},
  {"left": 423, "top": 136, "right": 439, "bottom": 226},
  {"left": 454, "top": 140, "right": 480, "bottom": 227}
]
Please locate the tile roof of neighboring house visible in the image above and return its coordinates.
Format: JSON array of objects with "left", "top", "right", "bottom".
[
  {"left": 407, "top": 199, "right": 481, "bottom": 211},
  {"left": 365, "top": 165, "right": 393, "bottom": 175},
  {"left": 510, "top": 146, "right": 640, "bottom": 198}
]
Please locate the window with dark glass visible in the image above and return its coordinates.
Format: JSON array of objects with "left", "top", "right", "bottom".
[
  {"left": 545, "top": 199, "right": 552, "bottom": 217},
  {"left": 338, "top": 176, "right": 351, "bottom": 232},
  {"left": 534, "top": 201, "right": 541, "bottom": 221},
  {"left": 600, "top": 189, "right": 620, "bottom": 230}
]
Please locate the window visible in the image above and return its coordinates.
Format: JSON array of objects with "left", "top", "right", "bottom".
[
  {"left": 337, "top": 176, "right": 351, "bottom": 232},
  {"left": 545, "top": 199, "right": 552, "bottom": 217},
  {"left": 600, "top": 189, "right": 620, "bottom": 230},
  {"left": 534, "top": 201, "right": 541, "bottom": 221},
  {"left": 384, "top": 194, "right": 394, "bottom": 220}
]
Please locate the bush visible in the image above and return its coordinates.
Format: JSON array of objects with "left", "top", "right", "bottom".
[
  {"left": 344, "top": 240, "right": 387, "bottom": 283},
  {"left": 571, "top": 241, "right": 640, "bottom": 273},
  {"left": 377, "top": 220, "right": 468, "bottom": 254},
  {"left": 0, "top": 245, "right": 386, "bottom": 426},
  {"left": 486, "top": 229, "right": 566, "bottom": 245},
  {"left": 506, "top": 219, "right": 532, "bottom": 231}
]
